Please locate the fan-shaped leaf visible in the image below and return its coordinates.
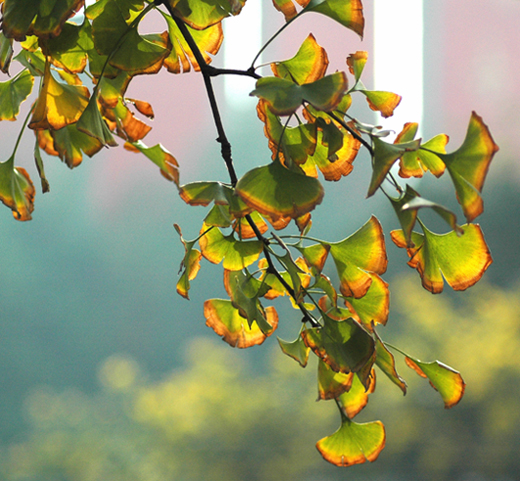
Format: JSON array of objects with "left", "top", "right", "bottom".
[
  {"left": 172, "top": 0, "right": 246, "bottom": 30},
  {"left": 0, "top": 69, "right": 34, "bottom": 121},
  {"left": 338, "top": 369, "right": 376, "bottom": 418},
  {"left": 305, "top": 0, "right": 364, "bottom": 38},
  {"left": 437, "top": 112, "right": 499, "bottom": 222},
  {"left": 174, "top": 223, "right": 202, "bottom": 299},
  {"left": 235, "top": 158, "right": 324, "bottom": 221},
  {"left": 346, "top": 50, "right": 367, "bottom": 82},
  {"left": 278, "top": 335, "right": 311, "bottom": 367},
  {"left": 318, "top": 358, "right": 354, "bottom": 400},
  {"left": 204, "top": 299, "right": 278, "bottom": 348},
  {"left": 316, "top": 413, "right": 385, "bottom": 467},
  {"left": 405, "top": 356, "right": 465, "bottom": 409},
  {"left": 360, "top": 90, "right": 401, "bottom": 118},
  {"left": 374, "top": 336, "right": 407, "bottom": 394},
  {"left": 77, "top": 95, "right": 118, "bottom": 146},
  {"left": 0, "top": 155, "right": 35, "bottom": 221},
  {"left": 125, "top": 140, "right": 179, "bottom": 184},
  {"left": 390, "top": 223, "right": 492, "bottom": 294},
  {"left": 272, "top": 0, "right": 311, "bottom": 21},
  {"left": 327, "top": 216, "right": 387, "bottom": 298}
]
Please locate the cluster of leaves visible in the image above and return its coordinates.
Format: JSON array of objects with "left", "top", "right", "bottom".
[{"left": 0, "top": 0, "right": 498, "bottom": 467}]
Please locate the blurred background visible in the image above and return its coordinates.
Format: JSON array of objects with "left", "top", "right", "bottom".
[{"left": 0, "top": 1, "right": 519, "bottom": 480}]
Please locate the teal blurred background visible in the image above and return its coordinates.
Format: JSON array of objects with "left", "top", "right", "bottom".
[{"left": 1, "top": 1, "right": 520, "bottom": 480}]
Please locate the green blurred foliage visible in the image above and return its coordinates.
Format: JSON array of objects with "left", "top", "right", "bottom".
[{"left": 1, "top": 277, "right": 519, "bottom": 481}]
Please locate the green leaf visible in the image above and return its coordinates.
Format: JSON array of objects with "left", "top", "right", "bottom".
[
  {"left": 297, "top": 242, "right": 330, "bottom": 274},
  {"left": 391, "top": 222, "right": 493, "bottom": 294},
  {"left": 0, "top": 155, "right": 35, "bottom": 221},
  {"left": 305, "top": 0, "right": 364, "bottom": 38},
  {"left": 50, "top": 124, "right": 104, "bottom": 168},
  {"left": 338, "top": 369, "right": 375, "bottom": 418},
  {"left": 360, "top": 90, "right": 401, "bottom": 118},
  {"left": 278, "top": 335, "right": 311, "bottom": 367},
  {"left": 0, "top": 70, "right": 34, "bottom": 121},
  {"left": 327, "top": 216, "right": 387, "bottom": 298},
  {"left": 271, "top": 33, "right": 328, "bottom": 85},
  {"left": 235, "top": 158, "right": 324, "bottom": 222},
  {"left": 199, "top": 223, "right": 263, "bottom": 271},
  {"left": 272, "top": 0, "right": 311, "bottom": 21},
  {"left": 404, "top": 356, "right": 465, "bottom": 409},
  {"left": 346, "top": 50, "right": 367, "bottom": 82},
  {"left": 250, "top": 72, "right": 349, "bottom": 116},
  {"left": 0, "top": 32, "right": 14, "bottom": 73},
  {"left": 374, "top": 336, "right": 407, "bottom": 394},
  {"left": 318, "top": 358, "right": 354, "bottom": 400},
  {"left": 172, "top": 0, "right": 246, "bottom": 30},
  {"left": 302, "top": 315, "right": 375, "bottom": 375},
  {"left": 316, "top": 412, "right": 386, "bottom": 466},
  {"left": 124, "top": 141, "right": 179, "bottom": 184},
  {"left": 174, "top": 223, "right": 202, "bottom": 299},
  {"left": 437, "top": 112, "right": 499, "bottom": 222},
  {"left": 77, "top": 95, "right": 118, "bottom": 146},
  {"left": 367, "top": 136, "right": 421, "bottom": 197},
  {"left": 33, "top": 140, "right": 50, "bottom": 193},
  {"left": 204, "top": 298, "right": 278, "bottom": 348}
]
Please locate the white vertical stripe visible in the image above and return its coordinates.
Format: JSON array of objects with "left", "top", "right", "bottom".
[
  {"left": 373, "top": 0, "right": 423, "bottom": 138},
  {"left": 223, "top": 0, "right": 263, "bottom": 109}
]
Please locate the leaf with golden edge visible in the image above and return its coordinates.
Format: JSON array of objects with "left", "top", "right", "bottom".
[
  {"left": 316, "top": 411, "right": 386, "bottom": 467},
  {"left": 390, "top": 223, "right": 492, "bottom": 294},
  {"left": 297, "top": 242, "right": 330, "bottom": 274},
  {"left": 272, "top": 0, "right": 311, "bottom": 21},
  {"left": 172, "top": 0, "right": 246, "bottom": 30},
  {"left": 29, "top": 60, "right": 90, "bottom": 131},
  {"left": 104, "top": 98, "right": 151, "bottom": 142},
  {"left": 0, "top": 155, "right": 35, "bottom": 221},
  {"left": 360, "top": 90, "right": 401, "bottom": 118},
  {"left": 232, "top": 211, "right": 268, "bottom": 240},
  {"left": 404, "top": 356, "right": 465, "bottom": 409},
  {"left": 174, "top": 224, "right": 202, "bottom": 299},
  {"left": 305, "top": 0, "right": 364, "bottom": 38},
  {"left": 278, "top": 335, "right": 311, "bottom": 367},
  {"left": 271, "top": 34, "right": 328, "bottom": 85},
  {"left": 49, "top": 124, "right": 104, "bottom": 168},
  {"left": 258, "top": 257, "right": 311, "bottom": 302},
  {"left": 437, "top": 111, "right": 499, "bottom": 222},
  {"left": 126, "top": 98, "right": 154, "bottom": 119},
  {"left": 124, "top": 141, "right": 179, "bottom": 184},
  {"left": 318, "top": 358, "right": 354, "bottom": 400},
  {"left": 199, "top": 222, "right": 263, "bottom": 271},
  {"left": 374, "top": 335, "right": 407, "bottom": 394},
  {"left": 327, "top": 216, "right": 388, "bottom": 299},
  {"left": 338, "top": 369, "right": 376, "bottom": 418},
  {"left": 204, "top": 298, "right": 278, "bottom": 349},
  {"left": 344, "top": 273, "right": 389, "bottom": 330},
  {"left": 346, "top": 50, "right": 368, "bottom": 82},
  {"left": 162, "top": 12, "right": 223, "bottom": 73}
]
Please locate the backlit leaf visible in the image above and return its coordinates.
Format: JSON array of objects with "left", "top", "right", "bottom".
[
  {"left": 318, "top": 358, "right": 354, "bottom": 400},
  {"left": 271, "top": 34, "right": 328, "bottom": 85},
  {"left": 77, "top": 95, "right": 118, "bottom": 146},
  {"left": 174, "top": 223, "right": 202, "bottom": 299},
  {"left": 305, "top": 0, "right": 364, "bottom": 38},
  {"left": 361, "top": 90, "right": 401, "bottom": 118},
  {"left": 297, "top": 242, "right": 330, "bottom": 274},
  {"left": 0, "top": 31, "right": 14, "bottom": 73},
  {"left": 125, "top": 141, "right": 180, "bottom": 184},
  {"left": 199, "top": 222, "right": 262, "bottom": 271},
  {"left": 302, "top": 315, "right": 375, "bottom": 375},
  {"left": 338, "top": 369, "right": 376, "bottom": 418},
  {"left": 49, "top": 124, "right": 104, "bottom": 168},
  {"left": 162, "top": 12, "right": 223, "bottom": 73},
  {"left": 327, "top": 216, "right": 387, "bottom": 298},
  {"left": 316, "top": 413, "right": 385, "bottom": 467},
  {"left": 250, "top": 72, "right": 349, "bottom": 116},
  {"left": 0, "top": 155, "right": 35, "bottom": 221},
  {"left": 33, "top": 140, "right": 50, "bottom": 193},
  {"left": 235, "top": 158, "right": 324, "bottom": 221},
  {"left": 437, "top": 112, "right": 499, "bottom": 222},
  {"left": 390, "top": 223, "right": 492, "bottom": 294},
  {"left": 278, "top": 335, "right": 311, "bottom": 367},
  {"left": 204, "top": 298, "right": 278, "bottom": 348},
  {"left": 233, "top": 211, "right": 268, "bottom": 240},
  {"left": 105, "top": 98, "right": 151, "bottom": 142},
  {"left": 405, "top": 356, "right": 465, "bottom": 409},
  {"left": 346, "top": 50, "right": 367, "bottom": 82},
  {"left": 0, "top": 69, "right": 34, "bottom": 121},
  {"left": 172, "top": 0, "right": 246, "bottom": 30},
  {"left": 29, "top": 60, "right": 89, "bottom": 130},
  {"left": 374, "top": 335, "right": 406, "bottom": 394},
  {"left": 272, "top": 0, "right": 311, "bottom": 21}
]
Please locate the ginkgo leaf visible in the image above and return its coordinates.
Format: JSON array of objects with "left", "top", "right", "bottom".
[
  {"left": 316, "top": 412, "right": 385, "bottom": 467},
  {"left": 199, "top": 222, "right": 262, "bottom": 271},
  {"left": 344, "top": 273, "right": 389, "bottom": 329},
  {"left": 49, "top": 124, "right": 104, "bottom": 168},
  {"left": 318, "top": 358, "right": 354, "bottom": 400},
  {"left": 92, "top": 0, "right": 169, "bottom": 73},
  {"left": 278, "top": 335, "right": 311, "bottom": 367},
  {"left": 0, "top": 155, "right": 35, "bottom": 221},
  {"left": 360, "top": 90, "right": 401, "bottom": 118},
  {"left": 305, "top": 0, "right": 364, "bottom": 38},
  {"left": 367, "top": 136, "right": 421, "bottom": 197},
  {"left": 162, "top": 11, "right": 223, "bottom": 73},
  {"left": 404, "top": 356, "right": 465, "bottom": 409},
  {"left": 204, "top": 204, "right": 233, "bottom": 228},
  {"left": 338, "top": 369, "right": 376, "bottom": 418},
  {"left": 29, "top": 60, "right": 90, "bottom": 131},
  {"left": 125, "top": 140, "right": 179, "bottom": 183},
  {"left": 235, "top": 158, "right": 324, "bottom": 221},
  {"left": 250, "top": 72, "right": 349, "bottom": 116},
  {"left": 374, "top": 336, "right": 407, "bottom": 394},
  {"left": 174, "top": 223, "right": 202, "bottom": 299},
  {"left": 233, "top": 211, "right": 268, "bottom": 239},
  {"left": 104, "top": 98, "right": 151, "bottom": 142},
  {"left": 327, "top": 216, "right": 387, "bottom": 299},
  {"left": 86, "top": 0, "right": 145, "bottom": 21},
  {"left": 395, "top": 122, "right": 447, "bottom": 178},
  {"left": 436, "top": 111, "right": 499, "bottom": 222},
  {"left": 0, "top": 31, "right": 14, "bottom": 73},
  {"left": 259, "top": 256, "right": 311, "bottom": 302},
  {"left": 33, "top": 140, "right": 50, "bottom": 193},
  {"left": 272, "top": 0, "right": 311, "bottom": 21},
  {"left": 2, "top": 0, "right": 84, "bottom": 40},
  {"left": 297, "top": 242, "right": 330, "bottom": 274},
  {"left": 172, "top": 0, "right": 246, "bottom": 30},
  {"left": 77, "top": 95, "right": 118, "bottom": 146},
  {"left": 391, "top": 223, "right": 492, "bottom": 294},
  {"left": 204, "top": 298, "right": 278, "bottom": 348},
  {"left": 302, "top": 315, "right": 375, "bottom": 375},
  {"left": 271, "top": 34, "right": 328, "bottom": 85},
  {"left": 346, "top": 50, "right": 367, "bottom": 82},
  {"left": 0, "top": 69, "right": 34, "bottom": 121}
]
